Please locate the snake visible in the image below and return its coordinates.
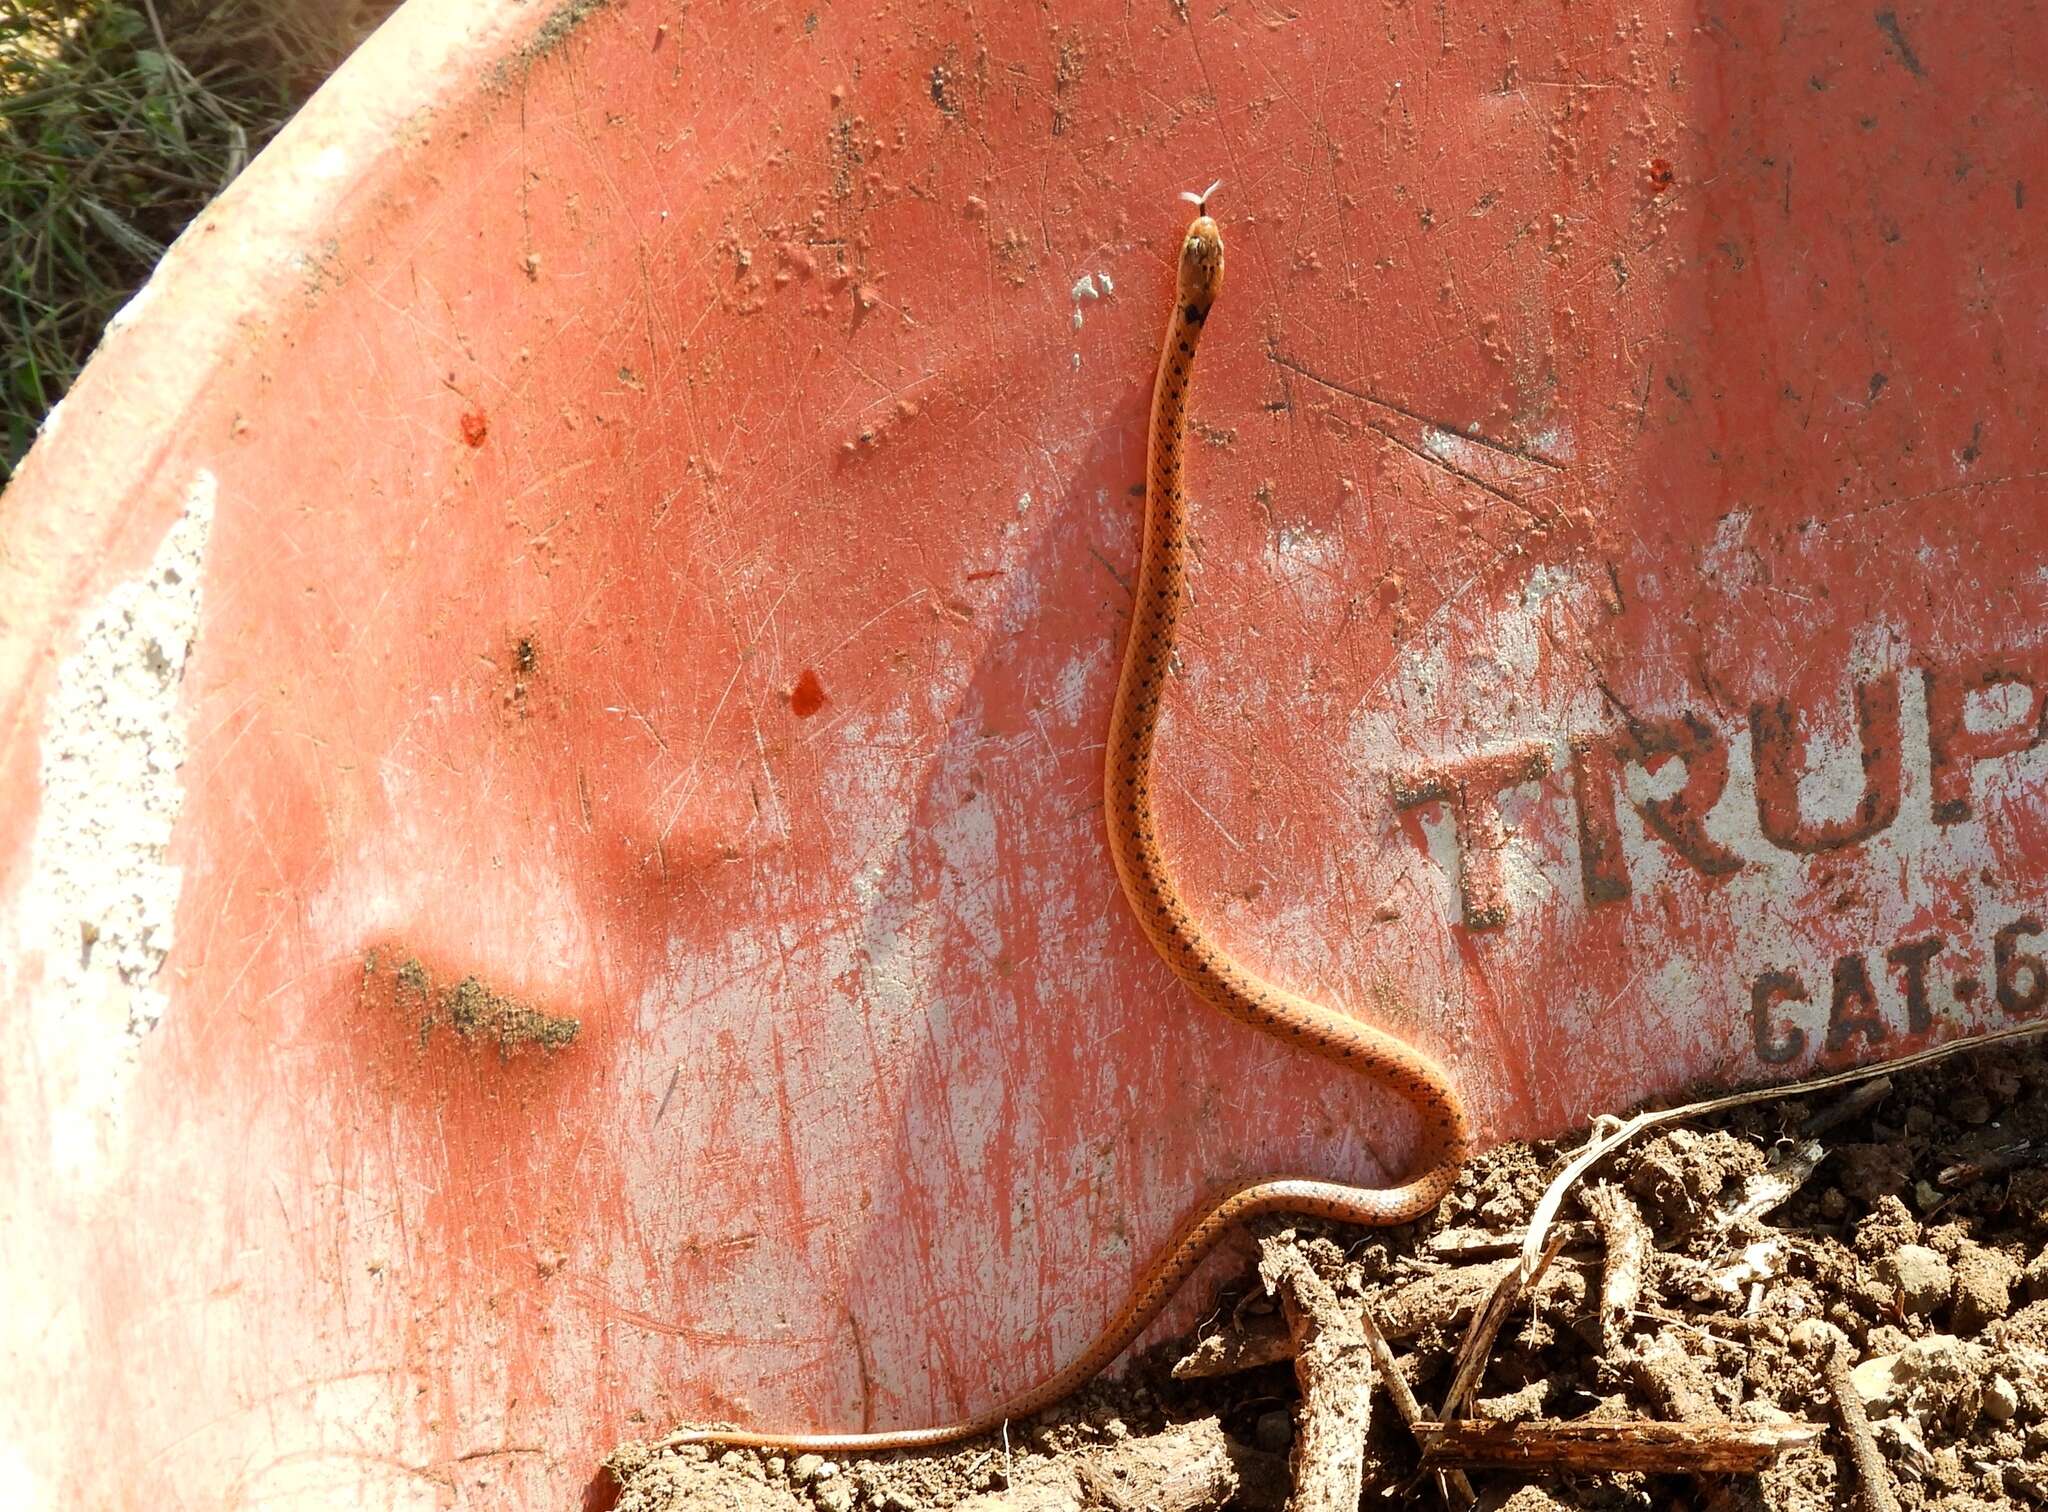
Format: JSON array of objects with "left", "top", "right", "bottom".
[{"left": 660, "top": 189, "right": 1471, "bottom": 1456}]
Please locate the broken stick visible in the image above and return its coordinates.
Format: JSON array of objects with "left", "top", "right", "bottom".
[
  {"left": 1800, "top": 1324, "right": 1902, "bottom": 1512},
  {"left": 1416, "top": 1418, "right": 1822, "bottom": 1475},
  {"left": 1357, "top": 1303, "right": 1475, "bottom": 1510},
  {"left": 1260, "top": 1235, "right": 1374, "bottom": 1512},
  {"left": 1581, "top": 1183, "right": 1649, "bottom": 1360}
]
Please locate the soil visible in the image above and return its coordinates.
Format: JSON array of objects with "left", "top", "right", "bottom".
[
  {"left": 380, "top": 952, "right": 580, "bottom": 1051},
  {"left": 605, "top": 1032, "right": 2048, "bottom": 1511}
]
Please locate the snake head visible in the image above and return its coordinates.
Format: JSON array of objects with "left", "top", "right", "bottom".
[{"left": 1177, "top": 215, "right": 1225, "bottom": 321}]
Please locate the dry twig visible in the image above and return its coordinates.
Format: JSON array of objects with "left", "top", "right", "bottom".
[
  {"left": 1581, "top": 1184, "right": 1648, "bottom": 1359},
  {"left": 1260, "top": 1237, "right": 1374, "bottom": 1512},
  {"left": 1800, "top": 1323, "right": 1901, "bottom": 1512},
  {"left": 1416, "top": 1418, "right": 1822, "bottom": 1474},
  {"left": 1438, "top": 1228, "right": 1570, "bottom": 1420},
  {"left": 1937, "top": 1137, "right": 2048, "bottom": 1189},
  {"left": 1426, "top": 1223, "right": 1597, "bottom": 1261},
  {"left": 1799, "top": 1077, "right": 1892, "bottom": 1138},
  {"left": 1357, "top": 1303, "right": 1474, "bottom": 1509}
]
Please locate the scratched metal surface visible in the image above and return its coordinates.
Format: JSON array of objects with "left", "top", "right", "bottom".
[{"left": 1, "top": 0, "right": 2043, "bottom": 1503}]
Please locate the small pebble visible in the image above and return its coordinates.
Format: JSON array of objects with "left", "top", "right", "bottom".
[
  {"left": 1850, "top": 1351, "right": 1903, "bottom": 1409},
  {"left": 1254, "top": 1408, "right": 1294, "bottom": 1452},
  {"left": 1985, "top": 1374, "right": 2020, "bottom": 1422},
  {"left": 792, "top": 1453, "right": 824, "bottom": 1483},
  {"left": 816, "top": 1480, "right": 856, "bottom": 1512},
  {"left": 1496, "top": 1486, "right": 1576, "bottom": 1512}
]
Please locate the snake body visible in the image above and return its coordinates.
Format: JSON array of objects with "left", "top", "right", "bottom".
[{"left": 661, "top": 205, "right": 1470, "bottom": 1456}]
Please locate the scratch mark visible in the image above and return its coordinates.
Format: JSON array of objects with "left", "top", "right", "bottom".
[
  {"left": 1177, "top": 781, "right": 1248, "bottom": 853},
  {"left": 1088, "top": 543, "right": 1133, "bottom": 597},
  {"left": 817, "top": 586, "right": 929, "bottom": 666},
  {"left": 653, "top": 1063, "right": 681, "bottom": 1128},
  {"left": 1268, "top": 347, "right": 1565, "bottom": 469}
]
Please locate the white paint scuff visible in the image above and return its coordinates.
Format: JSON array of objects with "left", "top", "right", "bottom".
[
  {"left": 22, "top": 472, "right": 216, "bottom": 1058},
  {"left": 1068, "top": 269, "right": 1114, "bottom": 333}
]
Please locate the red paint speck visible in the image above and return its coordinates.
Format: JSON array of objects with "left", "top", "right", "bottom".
[
  {"left": 1646, "top": 158, "right": 1675, "bottom": 194},
  {"left": 459, "top": 410, "right": 489, "bottom": 447},
  {"left": 790, "top": 669, "right": 827, "bottom": 717}
]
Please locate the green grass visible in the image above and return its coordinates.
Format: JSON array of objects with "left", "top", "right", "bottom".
[{"left": 1, "top": 0, "right": 399, "bottom": 479}]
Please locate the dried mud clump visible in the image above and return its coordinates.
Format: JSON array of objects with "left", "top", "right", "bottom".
[{"left": 385, "top": 953, "right": 579, "bottom": 1052}]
